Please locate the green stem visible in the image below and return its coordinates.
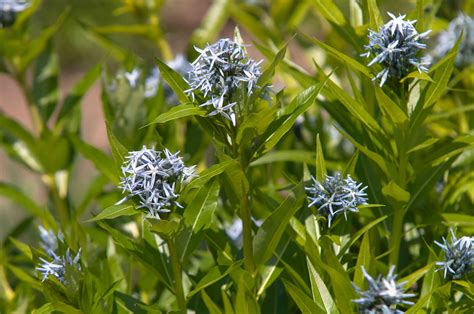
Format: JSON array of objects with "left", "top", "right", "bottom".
[
  {"left": 389, "top": 208, "right": 405, "bottom": 266},
  {"left": 168, "top": 238, "right": 186, "bottom": 313},
  {"left": 16, "top": 73, "right": 44, "bottom": 135},
  {"left": 48, "top": 175, "right": 70, "bottom": 227},
  {"left": 240, "top": 190, "right": 255, "bottom": 274}
]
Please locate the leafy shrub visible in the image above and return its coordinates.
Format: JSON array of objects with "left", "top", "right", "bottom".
[{"left": 1, "top": 0, "right": 473, "bottom": 313}]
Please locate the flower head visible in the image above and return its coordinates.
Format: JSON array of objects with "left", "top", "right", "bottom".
[
  {"left": 36, "top": 227, "right": 81, "bottom": 284},
  {"left": 435, "top": 229, "right": 473, "bottom": 280},
  {"left": 38, "top": 225, "right": 63, "bottom": 256},
  {"left": 186, "top": 38, "right": 262, "bottom": 125},
  {"left": 118, "top": 146, "right": 196, "bottom": 219},
  {"left": 305, "top": 173, "right": 368, "bottom": 227},
  {"left": 433, "top": 13, "right": 474, "bottom": 67},
  {"left": 353, "top": 266, "right": 415, "bottom": 313},
  {"left": 0, "top": 0, "right": 29, "bottom": 28},
  {"left": 362, "top": 12, "right": 431, "bottom": 86}
]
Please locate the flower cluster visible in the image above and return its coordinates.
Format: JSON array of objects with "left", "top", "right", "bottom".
[
  {"left": 118, "top": 146, "right": 195, "bottom": 219},
  {"left": 145, "top": 54, "right": 191, "bottom": 101},
  {"left": 433, "top": 13, "right": 474, "bottom": 67},
  {"left": 0, "top": 0, "right": 29, "bottom": 28},
  {"left": 306, "top": 173, "right": 368, "bottom": 227},
  {"left": 353, "top": 266, "right": 415, "bottom": 313},
  {"left": 435, "top": 229, "right": 473, "bottom": 280},
  {"left": 362, "top": 12, "right": 431, "bottom": 87},
  {"left": 186, "top": 38, "right": 262, "bottom": 125},
  {"left": 36, "top": 227, "right": 82, "bottom": 284}
]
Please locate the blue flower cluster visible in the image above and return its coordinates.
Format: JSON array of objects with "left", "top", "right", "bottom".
[
  {"left": 353, "top": 266, "right": 415, "bottom": 313},
  {"left": 186, "top": 38, "right": 262, "bottom": 125},
  {"left": 362, "top": 12, "right": 431, "bottom": 87},
  {"left": 434, "top": 13, "right": 474, "bottom": 67},
  {"left": 435, "top": 229, "right": 473, "bottom": 280},
  {"left": 0, "top": 0, "right": 29, "bottom": 28},
  {"left": 305, "top": 173, "right": 368, "bottom": 227},
  {"left": 36, "top": 226, "right": 82, "bottom": 284},
  {"left": 118, "top": 146, "right": 195, "bottom": 219}
]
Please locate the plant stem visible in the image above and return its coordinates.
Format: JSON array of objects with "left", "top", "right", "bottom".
[
  {"left": 168, "top": 237, "right": 186, "bottom": 313},
  {"left": 47, "top": 174, "right": 70, "bottom": 227},
  {"left": 16, "top": 73, "right": 44, "bottom": 135},
  {"left": 389, "top": 208, "right": 405, "bottom": 266},
  {"left": 240, "top": 190, "right": 255, "bottom": 274}
]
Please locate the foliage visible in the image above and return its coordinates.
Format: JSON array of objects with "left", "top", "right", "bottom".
[{"left": 0, "top": 0, "right": 473, "bottom": 313}]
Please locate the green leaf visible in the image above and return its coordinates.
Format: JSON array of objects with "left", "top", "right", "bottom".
[
  {"left": 320, "top": 264, "right": 357, "bottom": 314},
  {"left": 315, "top": 134, "right": 327, "bottom": 182},
  {"left": 149, "top": 104, "right": 206, "bottom": 125},
  {"left": 183, "top": 180, "right": 220, "bottom": 233},
  {"left": 149, "top": 219, "right": 181, "bottom": 237},
  {"left": 374, "top": 87, "right": 408, "bottom": 124},
  {"left": 191, "top": 0, "right": 231, "bottom": 46},
  {"left": 185, "top": 160, "right": 233, "bottom": 190},
  {"left": 307, "top": 261, "right": 337, "bottom": 313},
  {"left": 257, "top": 83, "right": 326, "bottom": 156},
  {"left": 32, "top": 44, "right": 59, "bottom": 122},
  {"left": 306, "top": 36, "right": 371, "bottom": 78},
  {"left": 338, "top": 215, "right": 388, "bottom": 258},
  {"left": 407, "top": 138, "right": 439, "bottom": 154},
  {"left": 400, "top": 71, "right": 434, "bottom": 83},
  {"left": 105, "top": 122, "right": 128, "bottom": 166},
  {"left": 253, "top": 182, "right": 305, "bottom": 266},
  {"left": 382, "top": 181, "right": 411, "bottom": 204},
  {"left": 441, "top": 213, "right": 474, "bottom": 227},
  {"left": 311, "top": 0, "right": 346, "bottom": 26},
  {"left": 57, "top": 63, "right": 101, "bottom": 122},
  {"left": 0, "top": 182, "right": 45, "bottom": 217},
  {"left": 258, "top": 44, "right": 287, "bottom": 87},
  {"left": 407, "top": 157, "right": 456, "bottom": 211},
  {"left": 92, "top": 24, "right": 150, "bottom": 35},
  {"left": 323, "top": 78, "right": 381, "bottom": 135},
  {"left": 353, "top": 232, "right": 371, "bottom": 288},
  {"left": 0, "top": 113, "right": 43, "bottom": 171},
  {"left": 421, "top": 36, "right": 460, "bottom": 109},
  {"left": 201, "top": 289, "right": 223, "bottom": 314},
  {"left": 8, "top": 237, "right": 33, "bottom": 260},
  {"left": 155, "top": 58, "right": 190, "bottom": 103},
  {"left": 250, "top": 150, "right": 314, "bottom": 166},
  {"left": 235, "top": 271, "right": 260, "bottom": 314},
  {"left": 82, "top": 24, "right": 128, "bottom": 62},
  {"left": 70, "top": 136, "right": 119, "bottom": 184},
  {"left": 336, "top": 127, "right": 390, "bottom": 177},
  {"left": 343, "top": 150, "right": 359, "bottom": 177},
  {"left": 283, "top": 279, "right": 325, "bottom": 313},
  {"left": 7, "top": 264, "right": 42, "bottom": 290},
  {"left": 18, "top": 9, "right": 69, "bottom": 73},
  {"left": 399, "top": 263, "right": 434, "bottom": 290},
  {"left": 87, "top": 204, "right": 139, "bottom": 222},
  {"left": 187, "top": 262, "right": 242, "bottom": 298},
  {"left": 367, "top": 0, "right": 383, "bottom": 30}
]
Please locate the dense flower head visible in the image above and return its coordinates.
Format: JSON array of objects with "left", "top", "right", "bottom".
[
  {"left": 433, "top": 13, "right": 474, "bottom": 67},
  {"left": 118, "top": 146, "right": 195, "bottom": 219},
  {"left": 435, "top": 229, "right": 473, "bottom": 280},
  {"left": 185, "top": 38, "right": 263, "bottom": 125},
  {"left": 362, "top": 12, "right": 431, "bottom": 87},
  {"left": 0, "top": 0, "right": 29, "bottom": 28},
  {"left": 353, "top": 266, "right": 415, "bottom": 313},
  {"left": 36, "top": 227, "right": 81, "bottom": 284},
  {"left": 305, "top": 173, "right": 368, "bottom": 227}
]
